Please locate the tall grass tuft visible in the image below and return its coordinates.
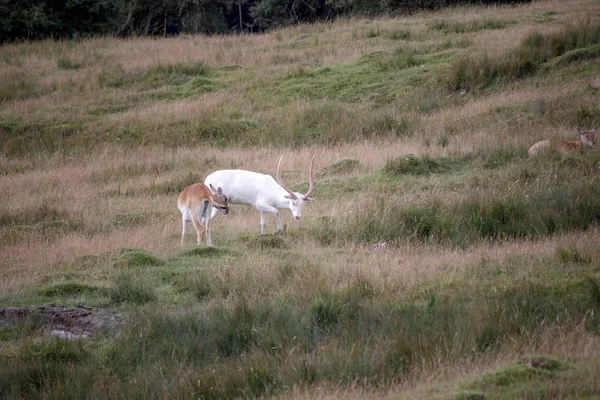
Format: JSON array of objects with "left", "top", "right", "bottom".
[
  {"left": 0, "top": 204, "right": 84, "bottom": 246},
  {"left": 110, "top": 273, "right": 156, "bottom": 304},
  {"left": 100, "top": 62, "right": 210, "bottom": 89},
  {"left": 312, "top": 182, "right": 600, "bottom": 246},
  {"left": 446, "top": 20, "right": 600, "bottom": 90},
  {"left": 20, "top": 338, "right": 89, "bottom": 363}
]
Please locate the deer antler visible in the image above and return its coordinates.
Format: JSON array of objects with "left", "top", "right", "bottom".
[
  {"left": 303, "top": 156, "right": 314, "bottom": 199},
  {"left": 276, "top": 155, "right": 298, "bottom": 200}
]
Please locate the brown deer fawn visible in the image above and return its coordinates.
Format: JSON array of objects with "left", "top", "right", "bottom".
[
  {"left": 178, "top": 183, "right": 228, "bottom": 246},
  {"left": 528, "top": 128, "right": 597, "bottom": 157}
]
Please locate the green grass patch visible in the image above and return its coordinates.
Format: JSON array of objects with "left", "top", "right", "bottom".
[
  {"left": 109, "top": 272, "right": 156, "bottom": 304},
  {"left": 87, "top": 103, "right": 133, "bottom": 116},
  {"left": 372, "top": 47, "right": 420, "bottom": 71},
  {"left": 172, "top": 271, "right": 215, "bottom": 301},
  {"left": 542, "top": 44, "right": 600, "bottom": 68},
  {"left": 380, "top": 149, "right": 523, "bottom": 178},
  {"left": 112, "top": 249, "right": 164, "bottom": 268},
  {"left": 534, "top": 11, "right": 558, "bottom": 24},
  {"left": 0, "top": 117, "right": 88, "bottom": 157},
  {"left": 430, "top": 18, "right": 513, "bottom": 34},
  {"left": 36, "top": 282, "right": 108, "bottom": 298},
  {"left": 319, "top": 158, "right": 364, "bottom": 177},
  {"left": 0, "top": 312, "right": 46, "bottom": 341},
  {"left": 110, "top": 211, "right": 158, "bottom": 228},
  {"left": 146, "top": 172, "right": 202, "bottom": 196},
  {"left": 20, "top": 338, "right": 89, "bottom": 363},
  {"left": 6, "top": 257, "right": 599, "bottom": 397},
  {"left": 108, "top": 118, "right": 261, "bottom": 150},
  {"left": 445, "top": 20, "right": 600, "bottom": 90},
  {"left": 0, "top": 204, "right": 74, "bottom": 227},
  {"left": 312, "top": 181, "right": 600, "bottom": 246},
  {"left": 556, "top": 247, "right": 592, "bottom": 265},
  {"left": 382, "top": 154, "right": 458, "bottom": 176},
  {"left": 92, "top": 161, "right": 180, "bottom": 183},
  {"left": 310, "top": 291, "right": 348, "bottom": 331},
  {"left": 97, "top": 61, "right": 216, "bottom": 99},
  {"left": 0, "top": 204, "right": 84, "bottom": 246},
  {"left": 179, "top": 246, "right": 240, "bottom": 258},
  {"left": 387, "top": 28, "right": 412, "bottom": 40},
  {"left": 448, "top": 356, "right": 571, "bottom": 400},
  {"left": 57, "top": 57, "right": 84, "bottom": 70},
  {"left": 0, "top": 71, "right": 42, "bottom": 102},
  {"left": 240, "top": 235, "right": 287, "bottom": 249},
  {"left": 248, "top": 49, "right": 440, "bottom": 107}
]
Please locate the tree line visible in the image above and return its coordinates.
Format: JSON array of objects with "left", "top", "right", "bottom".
[{"left": 0, "top": 0, "right": 530, "bottom": 42}]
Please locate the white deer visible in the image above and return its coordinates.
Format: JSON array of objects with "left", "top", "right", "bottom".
[
  {"left": 204, "top": 155, "right": 315, "bottom": 234},
  {"left": 178, "top": 183, "right": 229, "bottom": 246}
]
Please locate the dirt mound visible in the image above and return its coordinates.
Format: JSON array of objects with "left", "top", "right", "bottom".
[{"left": 0, "top": 305, "right": 123, "bottom": 337}]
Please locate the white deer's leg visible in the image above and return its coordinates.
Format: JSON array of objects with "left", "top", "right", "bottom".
[
  {"left": 274, "top": 210, "right": 282, "bottom": 234},
  {"left": 260, "top": 211, "right": 268, "bottom": 235},
  {"left": 258, "top": 205, "right": 279, "bottom": 235}
]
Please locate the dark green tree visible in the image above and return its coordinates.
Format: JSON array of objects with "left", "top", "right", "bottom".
[
  {"left": 0, "top": 0, "right": 121, "bottom": 42},
  {"left": 0, "top": 0, "right": 533, "bottom": 42}
]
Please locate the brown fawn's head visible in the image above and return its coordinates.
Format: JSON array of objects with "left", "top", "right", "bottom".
[
  {"left": 209, "top": 184, "right": 229, "bottom": 215},
  {"left": 577, "top": 127, "right": 597, "bottom": 147}
]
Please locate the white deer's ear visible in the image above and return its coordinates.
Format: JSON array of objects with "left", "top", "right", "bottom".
[
  {"left": 284, "top": 195, "right": 295, "bottom": 200},
  {"left": 577, "top": 129, "right": 584, "bottom": 135},
  {"left": 592, "top": 127, "right": 598, "bottom": 134},
  {"left": 302, "top": 196, "right": 314, "bottom": 202}
]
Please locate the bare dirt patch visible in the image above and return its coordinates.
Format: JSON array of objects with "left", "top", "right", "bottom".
[{"left": 0, "top": 305, "right": 123, "bottom": 337}]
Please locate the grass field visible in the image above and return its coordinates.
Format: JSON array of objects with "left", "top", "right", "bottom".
[{"left": 1, "top": 0, "right": 600, "bottom": 398}]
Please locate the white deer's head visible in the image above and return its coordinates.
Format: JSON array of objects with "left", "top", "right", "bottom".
[
  {"left": 208, "top": 184, "right": 229, "bottom": 215},
  {"left": 276, "top": 155, "right": 315, "bottom": 221}
]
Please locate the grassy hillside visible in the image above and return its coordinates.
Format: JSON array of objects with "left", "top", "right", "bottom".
[{"left": 1, "top": 0, "right": 600, "bottom": 398}]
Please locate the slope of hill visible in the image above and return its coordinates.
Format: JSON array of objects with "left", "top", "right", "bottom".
[{"left": 1, "top": 0, "right": 599, "bottom": 398}]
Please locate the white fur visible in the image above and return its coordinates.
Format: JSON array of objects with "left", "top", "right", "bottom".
[{"left": 204, "top": 169, "right": 312, "bottom": 234}]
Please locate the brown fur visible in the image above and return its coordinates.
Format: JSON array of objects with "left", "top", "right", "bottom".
[
  {"left": 528, "top": 128, "right": 597, "bottom": 157},
  {"left": 178, "top": 183, "right": 228, "bottom": 246}
]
